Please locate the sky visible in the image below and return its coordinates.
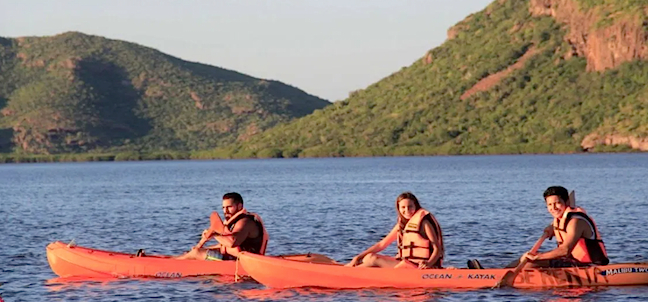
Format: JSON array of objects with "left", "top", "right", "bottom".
[{"left": 0, "top": 0, "right": 493, "bottom": 102}]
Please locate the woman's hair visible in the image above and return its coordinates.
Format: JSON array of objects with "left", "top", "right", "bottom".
[{"left": 396, "top": 191, "right": 422, "bottom": 229}]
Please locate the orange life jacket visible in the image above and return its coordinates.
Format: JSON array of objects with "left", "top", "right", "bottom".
[
  {"left": 396, "top": 208, "right": 444, "bottom": 266},
  {"left": 221, "top": 209, "right": 269, "bottom": 256},
  {"left": 553, "top": 207, "right": 609, "bottom": 265}
]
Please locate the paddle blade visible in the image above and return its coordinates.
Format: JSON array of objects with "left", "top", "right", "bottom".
[
  {"left": 279, "top": 253, "right": 338, "bottom": 265},
  {"left": 209, "top": 211, "right": 225, "bottom": 234},
  {"left": 494, "top": 270, "right": 519, "bottom": 288},
  {"left": 568, "top": 190, "right": 576, "bottom": 207},
  {"left": 493, "top": 233, "right": 549, "bottom": 289}
]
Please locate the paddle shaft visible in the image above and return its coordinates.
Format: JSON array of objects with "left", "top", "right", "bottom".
[
  {"left": 195, "top": 230, "right": 219, "bottom": 249},
  {"left": 494, "top": 234, "right": 548, "bottom": 288},
  {"left": 513, "top": 234, "right": 547, "bottom": 272}
]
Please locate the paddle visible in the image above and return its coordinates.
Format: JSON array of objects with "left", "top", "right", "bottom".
[
  {"left": 493, "top": 233, "right": 548, "bottom": 288},
  {"left": 194, "top": 211, "right": 226, "bottom": 249},
  {"left": 568, "top": 190, "right": 575, "bottom": 208},
  {"left": 278, "top": 252, "right": 339, "bottom": 265}
]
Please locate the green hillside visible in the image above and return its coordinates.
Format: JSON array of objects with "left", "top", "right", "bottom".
[
  {"left": 0, "top": 32, "right": 329, "bottom": 155},
  {"left": 219, "top": 0, "right": 648, "bottom": 158}
]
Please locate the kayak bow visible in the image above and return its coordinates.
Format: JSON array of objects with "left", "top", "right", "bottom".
[
  {"left": 46, "top": 241, "right": 241, "bottom": 278},
  {"left": 46, "top": 241, "right": 336, "bottom": 279}
]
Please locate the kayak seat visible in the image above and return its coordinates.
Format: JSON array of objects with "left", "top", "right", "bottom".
[{"left": 467, "top": 259, "right": 484, "bottom": 269}]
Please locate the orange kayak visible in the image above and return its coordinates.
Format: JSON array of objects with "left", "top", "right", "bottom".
[
  {"left": 46, "top": 241, "right": 335, "bottom": 279},
  {"left": 46, "top": 241, "right": 242, "bottom": 278},
  {"left": 238, "top": 252, "right": 648, "bottom": 289}
]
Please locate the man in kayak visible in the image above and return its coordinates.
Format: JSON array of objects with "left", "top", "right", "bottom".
[
  {"left": 519, "top": 186, "right": 609, "bottom": 267},
  {"left": 176, "top": 192, "right": 268, "bottom": 261},
  {"left": 346, "top": 192, "right": 444, "bottom": 269}
]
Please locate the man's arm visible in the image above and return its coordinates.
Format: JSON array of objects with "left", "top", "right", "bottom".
[
  {"left": 532, "top": 218, "right": 586, "bottom": 261},
  {"left": 213, "top": 217, "right": 254, "bottom": 248}
]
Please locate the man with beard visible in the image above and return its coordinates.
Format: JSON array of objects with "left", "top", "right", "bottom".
[
  {"left": 176, "top": 192, "right": 268, "bottom": 261},
  {"left": 519, "top": 186, "right": 609, "bottom": 268}
]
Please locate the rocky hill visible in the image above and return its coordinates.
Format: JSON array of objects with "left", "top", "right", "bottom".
[
  {"left": 0, "top": 32, "right": 329, "bottom": 154},
  {"left": 223, "top": 0, "right": 648, "bottom": 158}
]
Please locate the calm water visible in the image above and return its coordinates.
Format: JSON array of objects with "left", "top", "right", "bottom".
[{"left": 1, "top": 154, "right": 648, "bottom": 301}]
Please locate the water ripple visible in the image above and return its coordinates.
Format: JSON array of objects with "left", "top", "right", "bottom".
[{"left": 1, "top": 154, "right": 647, "bottom": 301}]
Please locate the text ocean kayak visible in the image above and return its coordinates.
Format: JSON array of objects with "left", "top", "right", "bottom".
[
  {"left": 238, "top": 252, "right": 648, "bottom": 289},
  {"left": 46, "top": 241, "right": 335, "bottom": 279}
]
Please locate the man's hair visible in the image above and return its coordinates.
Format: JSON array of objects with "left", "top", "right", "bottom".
[
  {"left": 222, "top": 192, "right": 244, "bottom": 205},
  {"left": 543, "top": 186, "right": 569, "bottom": 203}
]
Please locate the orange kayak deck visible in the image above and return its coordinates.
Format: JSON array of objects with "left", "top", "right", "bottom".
[
  {"left": 238, "top": 252, "right": 648, "bottom": 289},
  {"left": 46, "top": 241, "right": 241, "bottom": 278}
]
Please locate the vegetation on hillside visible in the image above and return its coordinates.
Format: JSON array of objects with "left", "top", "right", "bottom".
[
  {"left": 215, "top": 0, "right": 648, "bottom": 158},
  {"left": 2, "top": 0, "right": 646, "bottom": 162},
  {"left": 0, "top": 32, "right": 329, "bottom": 154},
  {"left": 575, "top": 0, "right": 648, "bottom": 27}
]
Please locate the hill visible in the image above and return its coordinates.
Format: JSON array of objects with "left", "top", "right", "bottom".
[
  {"left": 0, "top": 32, "right": 329, "bottom": 155},
  {"left": 223, "top": 0, "right": 648, "bottom": 158}
]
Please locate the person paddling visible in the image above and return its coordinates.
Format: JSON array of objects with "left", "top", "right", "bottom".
[
  {"left": 346, "top": 192, "right": 444, "bottom": 269},
  {"left": 176, "top": 192, "right": 268, "bottom": 261},
  {"left": 517, "top": 186, "right": 609, "bottom": 268}
]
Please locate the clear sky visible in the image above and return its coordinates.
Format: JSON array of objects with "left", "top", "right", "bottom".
[{"left": 0, "top": 0, "right": 493, "bottom": 101}]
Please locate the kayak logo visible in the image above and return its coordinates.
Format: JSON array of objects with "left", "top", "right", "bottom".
[
  {"left": 599, "top": 267, "right": 648, "bottom": 276},
  {"left": 467, "top": 274, "right": 496, "bottom": 279},
  {"left": 421, "top": 273, "right": 452, "bottom": 279},
  {"left": 155, "top": 272, "right": 182, "bottom": 278}
]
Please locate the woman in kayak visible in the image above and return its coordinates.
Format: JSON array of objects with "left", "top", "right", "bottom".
[{"left": 346, "top": 192, "right": 444, "bottom": 269}]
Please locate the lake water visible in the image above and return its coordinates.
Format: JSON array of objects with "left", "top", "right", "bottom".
[{"left": 1, "top": 154, "right": 647, "bottom": 301}]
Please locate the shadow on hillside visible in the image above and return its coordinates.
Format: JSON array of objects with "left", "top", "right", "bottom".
[
  {"left": 0, "top": 128, "right": 13, "bottom": 153},
  {"left": 0, "top": 96, "right": 13, "bottom": 152},
  {"left": 0, "top": 37, "right": 10, "bottom": 47},
  {"left": 263, "top": 80, "right": 330, "bottom": 117},
  {"left": 75, "top": 58, "right": 151, "bottom": 145},
  {"left": 166, "top": 55, "right": 330, "bottom": 118}
]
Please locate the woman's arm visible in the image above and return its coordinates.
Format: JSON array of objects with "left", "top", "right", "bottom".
[
  {"left": 347, "top": 224, "right": 399, "bottom": 266},
  {"left": 418, "top": 219, "right": 442, "bottom": 269}
]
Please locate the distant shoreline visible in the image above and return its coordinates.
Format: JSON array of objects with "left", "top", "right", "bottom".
[{"left": 1, "top": 146, "right": 644, "bottom": 164}]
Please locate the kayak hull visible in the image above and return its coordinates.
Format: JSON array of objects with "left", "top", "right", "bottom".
[
  {"left": 46, "top": 241, "right": 241, "bottom": 278},
  {"left": 238, "top": 252, "right": 648, "bottom": 289}
]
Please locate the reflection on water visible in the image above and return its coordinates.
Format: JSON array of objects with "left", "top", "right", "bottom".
[
  {"left": 1, "top": 154, "right": 648, "bottom": 301},
  {"left": 544, "top": 287, "right": 599, "bottom": 302},
  {"left": 238, "top": 287, "right": 449, "bottom": 302}
]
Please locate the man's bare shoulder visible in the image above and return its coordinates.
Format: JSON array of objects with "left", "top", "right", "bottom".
[{"left": 567, "top": 216, "right": 592, "bottom": 235}]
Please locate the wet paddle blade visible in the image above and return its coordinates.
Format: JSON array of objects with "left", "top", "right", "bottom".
[
  {"left": 279, "top": 253, "right": 338, "bottom": 265},
  {"left": 494, "top": 269, "right": 519, "bottom": 288},
  {"left": 493, "top": 234, "right": 548, "bottom": 289}
]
